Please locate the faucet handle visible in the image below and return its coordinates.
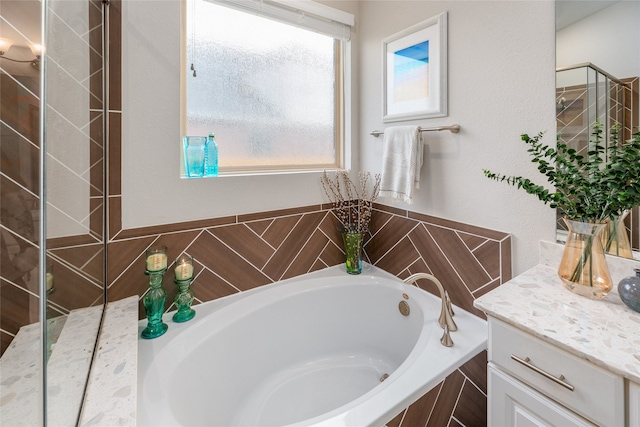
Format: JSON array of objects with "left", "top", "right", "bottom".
[
  {"left": 445, "top": 290, "right": 455, "bottom": 317},
  {"left": 440, "top": 324, "right": 454, "bottom": 347},
  {"left": 439, "top": 291, "right": 458, "bottom": 332}
]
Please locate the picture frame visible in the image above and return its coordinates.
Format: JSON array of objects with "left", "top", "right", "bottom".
[{"left": 382, "top": 12, "right": 448, "bottom": 122}]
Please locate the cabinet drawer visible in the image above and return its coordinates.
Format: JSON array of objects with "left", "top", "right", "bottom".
[
  {"left": 489, "top": 363, "right": 595, "bottom": 427},
  {"left": 488, "top": 318, "right": 624, "bottom": 427}
]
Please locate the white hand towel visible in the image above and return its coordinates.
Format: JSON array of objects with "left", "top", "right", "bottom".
[{"left": 379, "top": 125, "right": 423, "bottom": 203}]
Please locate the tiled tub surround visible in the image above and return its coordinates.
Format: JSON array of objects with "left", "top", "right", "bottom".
[
  {"left": 107, "top": 203, "right": 511, "bottom": 322},
  {"left": 1, "top": 201, "right": 501, "bottom": 424},
  {"left": 106, "top": 202, "right": 511, "bottom": 427}
]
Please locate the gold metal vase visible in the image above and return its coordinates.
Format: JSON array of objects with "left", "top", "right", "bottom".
[{"left": 558, "top": 218, "right": 612, "bottom": 300}]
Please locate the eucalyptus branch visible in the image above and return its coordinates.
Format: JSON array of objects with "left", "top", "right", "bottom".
[
  {"left": 483, "top": 122, "right": 640, "bottom": 223},
  {"left": 321, "top": 171, "right": 381, "bottom": 233}
]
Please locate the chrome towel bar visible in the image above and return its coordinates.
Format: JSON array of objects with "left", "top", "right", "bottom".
[{"left": 370, "top": 124, "right": 460, "bottom": 137}]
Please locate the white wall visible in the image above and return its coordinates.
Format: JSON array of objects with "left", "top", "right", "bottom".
[
  {"left": 556, "top": 1, "right": 640, "bottom": 79},
  {"left": 358, "top": 1, "right": 556, "bottom": 275},
  {"left": 122, "top": 0, "right": 557, "bottom": 276},
  {"left": 121, "top": 0, "right": 360, "bottom": 229}
]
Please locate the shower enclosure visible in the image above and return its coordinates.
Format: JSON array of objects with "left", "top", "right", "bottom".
[
  {"left": 0, "top": 0, "right": 108, "bottom": 424},
  {"left": 556, "top": 62, "right": 639, "bottom": 254}
]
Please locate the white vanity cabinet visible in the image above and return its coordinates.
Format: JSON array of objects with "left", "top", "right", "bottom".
[
  {"left": 487, "top": 316, "right": 637, "bottom": 427},
  {"left": 630, "top": 381, "right": 640, "bottom": 426},
  {"left": 474, "top": 255, "right": 640, "bottom": 427}
]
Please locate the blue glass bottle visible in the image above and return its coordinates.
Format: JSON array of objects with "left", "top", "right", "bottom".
[{"left": 205, "top": 132, "right": 218, "bottom": 176}]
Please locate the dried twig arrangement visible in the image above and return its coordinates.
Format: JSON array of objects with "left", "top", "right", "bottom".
[{"left": 321, "top": 171, "right": 381, "bottom": 233}]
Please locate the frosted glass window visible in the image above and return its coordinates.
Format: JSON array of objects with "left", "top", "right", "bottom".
[{"left": 185, "top": 0, "right": 343, "bottom": 172}]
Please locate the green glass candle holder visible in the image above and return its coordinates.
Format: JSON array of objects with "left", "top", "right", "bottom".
[
  {"left": 141, "top": 245, "right": 169, "bottom": 339},
  {"left": 173, "top": 253, "right": 195, "bottom": 323},
  {"left": 173, "top": 278, "right": 196, "bottom": 323},
  {"left": 141, "top": 269, "right": 169, "bottom": 338}
]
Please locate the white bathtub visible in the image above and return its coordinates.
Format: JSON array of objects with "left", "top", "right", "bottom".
[{"left": 137, "top": 264, "right": 487, "bottom": 427}]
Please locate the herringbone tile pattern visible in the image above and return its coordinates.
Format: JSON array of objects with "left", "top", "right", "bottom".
[{"left": 105, "top": 202, "right": 510, "bottom": 427}]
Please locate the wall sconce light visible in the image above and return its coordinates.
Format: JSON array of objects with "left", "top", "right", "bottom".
[
  {"left": 0, "top": 37, "right": 42, "bottom": 68},
  {"left": 0, "top": 37, "right": 14, "bottom": 55}
]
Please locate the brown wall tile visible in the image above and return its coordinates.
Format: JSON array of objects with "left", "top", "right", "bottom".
[
  {"left": 108, "top": 0, "right": 122, "bottom": 111},
  {"left": 261, "top": 215, "right": 302, "bottom": 248},
  {"left": 0, "top": 278, "right": 40, "bottom": 336},
  {"left": 108, "top": 112, "right": 121, "bottom": 196},
  {"left": 280, "top": 229, "right": 332, "bottom": 280},
  {"left": 104, "top": 197, "right": 509, "bottom": 426},
  {"left": 238, "top": 204, "right": 322, "bottom": 223},
  {"left": 262, "top": 212, "right": 325, "bottom": 280},
  {"left": 115, "top": 215, "right": 236, "bottom": 239},
  {"left": 0, "top": 123, "right": 39, "bottom": 195},
  {"left": 187, "top": 231, "right": 272, "bottom": 291},
  {"left": 107, "top": 236, "right": 155, "bottom": 283},
  {"left": 108, "top": 195, "right": 122, "bottom": 239},
  {"left": 426, "top": 369, "right": 465, "bottom": 427},
  {"left": 452, "top": 378, "right": 487, "bottom": 427},
  {"left": 459, "top": 350, "right": 488, "bottom": 394},
  {"left": 365, "top": 215, "right": 417, "bottom": 262},
  {"left": 190, "top": 266, "right": 239, "bottom": 304},
  {"left": 210, "top": 224, "right": 275, "bottom": 269}
]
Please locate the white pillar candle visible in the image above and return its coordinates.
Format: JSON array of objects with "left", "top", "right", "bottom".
[
  {"left": 175, "top": 263, "right": 194, "bottom": 280},
  {"left": 46, "top": 272, "right": 54, "bottom": 291},
  {"left": 146, "top": 253, "right": 167, "bottom": 271}
]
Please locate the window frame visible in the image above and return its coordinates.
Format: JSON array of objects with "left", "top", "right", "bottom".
[{"left": 180, "top": 0, "right": 352, "bottom": 176}]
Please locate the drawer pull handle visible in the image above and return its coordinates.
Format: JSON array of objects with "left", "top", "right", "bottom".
[{"left": 510, "top": 354, "right": 575, "bottom": 391}]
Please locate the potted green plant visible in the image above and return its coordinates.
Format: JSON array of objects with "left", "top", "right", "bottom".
[{"left": 484, "top": 123, "right": 640, "bottom": 299}]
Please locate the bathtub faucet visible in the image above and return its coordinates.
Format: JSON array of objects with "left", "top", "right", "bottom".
[{"left": 403, "top": 273, "right": 457, "bottom": 347}]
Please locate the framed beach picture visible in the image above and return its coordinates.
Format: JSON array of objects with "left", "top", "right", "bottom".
[{"left": 382, "top": 12, "right": 448, "bottom": 122}]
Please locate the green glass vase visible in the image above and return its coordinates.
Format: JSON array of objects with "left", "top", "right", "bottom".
[
  {"left": 342, "top": 232, "right": 364, "bottom": 275},
  {"left": 141, "top": 269, "right": 169, "bottom": 339}
]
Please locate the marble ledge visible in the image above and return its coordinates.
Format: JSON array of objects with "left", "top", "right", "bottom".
[
  {"left": 79, "top": 295, "right": 139, "bottom": 427},
  {"left": 0, "top": 308, "right": 98, "bottom": 426},
  {"left": 48, "top": 306, "right": 103, "bottom": 426},
  {"left": 474, "top": 262, "right": 640, "bottom": 384}
]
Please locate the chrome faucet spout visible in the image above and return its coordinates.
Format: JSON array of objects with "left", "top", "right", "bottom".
[{"left": 403, "top": 273, "right": 458, "bottom": 347}]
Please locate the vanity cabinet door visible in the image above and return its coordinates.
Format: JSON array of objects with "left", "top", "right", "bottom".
[
  {"left": 488, "top": 317, "right": 623, "bottom": 426},
  {"left": 630, "top": 381, "right": 640, "bottom": 426},
  {"left": 489, "top": 364, "right": 596, "bottom": 427}
]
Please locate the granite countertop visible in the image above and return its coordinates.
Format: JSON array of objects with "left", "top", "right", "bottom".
[
  {"left": 474, "top": 262, "right": 640, "bottom": 384},
  {"left": 0, "top": 307, "right": 100, "bottom": 426},
  {"left": 79, "top": 295, "right": 138, "bottom": 427},
  {"left": 0, "top": 296, "right": 139, "bottom": 427}
]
